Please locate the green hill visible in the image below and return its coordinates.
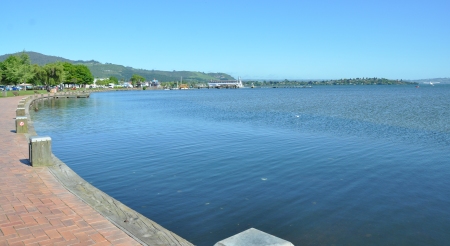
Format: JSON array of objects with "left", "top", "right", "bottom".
[{"left": 0, "top": 51, "right": 234, "bottom": 82}]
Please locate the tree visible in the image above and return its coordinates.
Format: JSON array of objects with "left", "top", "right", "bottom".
[
  {"left": 130, "top": 74, "right": 145, "bottom": 86},
  {"left": 95, "top": 78, "right": 109, "bottom": 86},
  {"left": 0, "top": 61, "right": 4, "bottom": 84},
  {"left": 109, "top": 76, "right": 119, "bottom": 84},
  {"left": 30, "top": 64, "right": 47, "bottom": 86},
  {"left": 74, "top": 65, "right": 94, "bottom": 85},
  {"left": 62, "top": 62, "right": 93, "bottom": 86},
  {"left": 2, "top": 53, "right": 34, "bottom": 86},
  {"left": 62, "top": 62, "right": 76, "bottom": 84},
  {"left": 44, "top": 62, "right": 66, "bottom": 86}
]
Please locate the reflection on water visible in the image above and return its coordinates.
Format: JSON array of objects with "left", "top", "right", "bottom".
[{"left": 31, "top": 86, "right": 450, "bottom": 246}]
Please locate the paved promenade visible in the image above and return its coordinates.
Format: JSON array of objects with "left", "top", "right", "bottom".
[{"left": 0, "top": 96, "right": 141, "bottom": 245}]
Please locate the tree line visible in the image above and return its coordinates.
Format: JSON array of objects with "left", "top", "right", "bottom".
[
  {"left": 0, "top": 52, "right": 94, "bottom": 88},
  {"left": 244, "top": 77, "right": 418, "bottom": 87},
  {"left": 0, "top": 52, "right": 157, "bottom": 88}
]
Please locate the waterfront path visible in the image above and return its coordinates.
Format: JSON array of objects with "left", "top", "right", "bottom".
[{"left": 0, "top": 96, "right": 141, "bottom": 245}]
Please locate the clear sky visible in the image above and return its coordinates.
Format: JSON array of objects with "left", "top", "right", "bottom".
[{"left": 1, "top": 0, "right": 449, "bottom": 80}]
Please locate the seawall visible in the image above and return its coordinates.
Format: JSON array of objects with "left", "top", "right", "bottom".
[{"left": 24, "top": 92, "right": 194, "bottom": 245}]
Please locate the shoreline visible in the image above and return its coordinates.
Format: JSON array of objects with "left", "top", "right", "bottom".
[
  {"left": 1, "top": 95, "right": 141, "bottom": 245},
  {"left": 22, "top": 92, "right": 193, "bottom": 245}
]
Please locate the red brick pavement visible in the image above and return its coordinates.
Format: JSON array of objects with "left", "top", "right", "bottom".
[{"left": 0, "top": 97, "right": 141, "bottom": 245}]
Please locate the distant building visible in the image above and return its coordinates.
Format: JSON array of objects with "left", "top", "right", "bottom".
[
  {"left": 208, "top": 77, "right": 243, "bottom": 88},
  {"left": 121, "top": 82, "right": 133, "bottom": 88}
]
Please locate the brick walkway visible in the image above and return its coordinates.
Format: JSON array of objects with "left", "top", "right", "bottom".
[{"left": 0, "top": 97, "right": 141, "bottom": 245}]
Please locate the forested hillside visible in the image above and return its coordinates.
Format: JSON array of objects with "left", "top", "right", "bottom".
[{"left": 0, "top": 51, "right": 234, "bottom": 82}]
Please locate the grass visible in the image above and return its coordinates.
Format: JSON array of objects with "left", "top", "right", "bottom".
[
  {"left": 0, "top": 87, "right": 135, "bottom": 98},
  {"left": 0, "top": 90, "right": 50, "bottom": 98}
]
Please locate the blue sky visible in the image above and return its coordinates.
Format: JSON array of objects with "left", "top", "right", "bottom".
[{"left": 1, "top": 0, "right": 449, "bottom": 80}]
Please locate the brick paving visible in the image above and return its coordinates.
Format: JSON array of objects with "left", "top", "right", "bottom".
[{"left": 0, "top": 97, "right": 141, "bottom": 245}]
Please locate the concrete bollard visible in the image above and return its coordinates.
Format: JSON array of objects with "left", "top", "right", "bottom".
[
  {"left": 214, "top": 228, "right": 294, "bottom": 246},
  {"left": 15, "top": 116, "right": 28, "bottom": 133},
  {"left": 16, "top": 107, "right": 26, "bottom": 117},
  {"left": 29, "top": 136, "right": 52, "bottom": 167}
]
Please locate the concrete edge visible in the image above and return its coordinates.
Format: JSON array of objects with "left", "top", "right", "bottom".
[
  {"left": 214, "top": 228, "right": 294, "bottom": 246},
  {"left": 25, "top": 94, "right": 194, "bottom": 246}
]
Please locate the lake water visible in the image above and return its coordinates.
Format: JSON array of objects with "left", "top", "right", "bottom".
[{"left": 31, "top": 85, "right": 450, "bottom": 245}]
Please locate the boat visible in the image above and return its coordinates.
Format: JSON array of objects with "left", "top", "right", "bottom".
[{"left": 424, "top": 82, "right": 440, "bottom": 86}]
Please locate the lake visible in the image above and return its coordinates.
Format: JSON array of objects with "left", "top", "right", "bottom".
[{"left": 31, "top": 85, "right": 450, "bottom": 245}]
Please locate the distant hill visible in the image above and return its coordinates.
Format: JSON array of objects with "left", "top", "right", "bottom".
[
  {"left": 0, "top": 51, "right": 235, "bottom": 83},
  {"left": 0, "top": 51, "right": 100, "bottom": 65}
]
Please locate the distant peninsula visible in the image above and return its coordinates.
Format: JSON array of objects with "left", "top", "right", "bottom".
[{"left": 245, "top": 78, "right": 418, "bottom": 87}]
